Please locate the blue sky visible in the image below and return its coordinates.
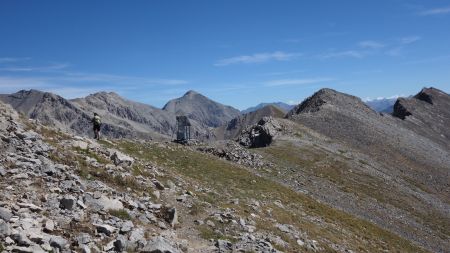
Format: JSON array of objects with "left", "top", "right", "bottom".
[{"left": 0, "top": 0, "right": 449, "bottom": 110}]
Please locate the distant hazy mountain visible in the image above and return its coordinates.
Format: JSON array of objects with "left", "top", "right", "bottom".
[
  {"left": 163, "top": 90, "right": 241, "bottom": 128},
  {"left": 364, "top": 98, "right": 397, "bottom": 113},
  {"left": 242, "top": 102, "right": 294, "bottom": 114}
]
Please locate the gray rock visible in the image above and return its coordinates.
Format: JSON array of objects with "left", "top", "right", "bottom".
[
  {"left": 80, "top": 245, "right": 91, "bottom": 253},
  {"left": 85, "top": 194, "right": 124, "bottom": 211},
  {"left": 104, "top": 240, "right": 116, "bottom": 251},
  {"left": 111, "top": 151, "right": 134, "bottom": 167},
  {"left": 120, "top": 220, "right": 134, "bottom": 234},
  {"left": 0, "top": 220, "right": 11, "bottom": 238},
  {"left": 44, "top": 219, "right": 55, "bottom": 232},
  {"left": 0, "top": 166, "right": 6, "bottom": 176},
  {"left": 152, "top": 179, "right": 165, "bottom": 190},
  {"left": 94, "top": 223, "right": 117, "bottom": 236},
  {"left": 11, "top": 232, "right": 32, "bottom": 246},
  {"left": 238, "top": 117, "right": 283, "bottom": 148},
  {"left": 276, "top": 223, "right": 291, "bottom": 233},
  {"left": 28, "top": 231, "right": 44, "bottom": 244},
  {"left": 49, "top": 235, "right": 69, "bottom": 250},
  {"left": 11, "top": 245, "right": 46, "bottom": 253},
  {"left": 141, "top": 236, "right": 180, "bottom": 253},
  {"left": 129, "top": 228, "right": 144, "bottom": 242},
  {"left": 42, "top": 164, "right": 57, "bottom": 176},
  {"left": 60, "top": 195, "right": 76, "bottom": 210},
  {"left": 206, "top": 220, "right": 215, "bottom": 227},
  {"left": 215, "top": 239, "right": 232, "bottom": 252},
  {"left": 114, "top": 235, "right": 128, "bottom": 251},
  {"left": 17, "top": 202, "right": 42, "bottom": 212},
  {"left": 76, "top": 233, "right": 92, "bottom": 245},
  {"left": 16, "top": 130, "right": 38, "bottom": 141}
]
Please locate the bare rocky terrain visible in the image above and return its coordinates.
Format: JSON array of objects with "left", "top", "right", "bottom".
[
  {"left": 0, "top": 90, "right": 215, "bottom": 141},
  {"left": 0, "top": 86, "right": 449, "bottom": 253}
]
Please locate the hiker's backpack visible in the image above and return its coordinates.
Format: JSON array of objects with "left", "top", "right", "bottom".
[{"left": 94, "top": 115, "right": 102, "bottom": 125}]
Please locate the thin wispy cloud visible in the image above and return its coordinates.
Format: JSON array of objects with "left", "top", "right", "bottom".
[
  {"left": 404, "top": 54, "right": 450, "bottom": 65},
  {"left": 319, "top": 50, "right": 365, "bottom": 59},
  {"left": 261, "top": 69, "right": 307, "bottom": 76},
  {"left": 386, "top": 47, "right": 403, "bottom": 56},
  {"left": 400, "top": 36, "right": 421, "bottom": 44},
  {"left": 57, "top": 72, "right": 189, "bottom": 86},
  {"left": 418, "top": 6, "right": 450, "bottom": 16},
  {"left": 0, "top": 63, "right": 69, "bottom": 72},
  {"left": 358, "top": 40, "right": 385, "bottom": 49},
  {"left": 214, "top": 51, "right": 302, "bottom": 66},
  {"left": 264, "top": 77, "right": 334, "bottom": 87},
  {"left": 0, "top": 57, "right": 31, "bottom": 63}
]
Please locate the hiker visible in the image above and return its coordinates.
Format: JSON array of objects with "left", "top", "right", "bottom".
[{"left": 92, "top": 112, "right": 101, "bottom": 140}]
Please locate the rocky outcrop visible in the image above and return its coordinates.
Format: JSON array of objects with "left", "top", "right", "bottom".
[
  {"left": 163, "top": 90, "right": 240, "bottom": 128},
  {"left": 215, "top": 105, "right": 286, "bottom": 140},
  {"left": 197, "top": 141, "right": 268, "bottom": 168},
  {"left": 392, "top": 87, "right": 450, "bottom": 149},
  {"left": 238, "top": 117, "right": 285, "bottom": 148}
]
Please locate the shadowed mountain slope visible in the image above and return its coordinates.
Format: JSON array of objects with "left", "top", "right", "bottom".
[{"left": 163, "top": 90, "right": 241, "bottom": 128}]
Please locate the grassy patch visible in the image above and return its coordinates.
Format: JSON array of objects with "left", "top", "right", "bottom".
[
  {"left": 115, "top": 141, "right": 428, "bottom": 253},
  {"left": 109, "top": 209, "right": 131, "bottom": 220},
  {"left": 73, "top": 147, "right": 109, "bottom": 164}
]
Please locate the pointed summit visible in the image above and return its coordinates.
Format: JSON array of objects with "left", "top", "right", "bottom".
[
  {"left": 163, "top": 90, "right": 240, "bottom": 127},
  {"left": 183, "top": 90, "right": 200, "bottom": 97}
]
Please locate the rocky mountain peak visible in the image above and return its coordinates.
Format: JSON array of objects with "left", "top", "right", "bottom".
[
  {"left": 414, "top": 87, "right": 448, "bottom": 105},
  {"left": 163, "top": 90, "right": 240, "bottom": 128},
  {"left": 286, "top": 88, "right": 373, "bottom": 117},
  {"left": 87, "top": 91, "right": 122, "bottom": 101},
  {"left": 183, "top": 90, "right": 200, "bottom": 98}
]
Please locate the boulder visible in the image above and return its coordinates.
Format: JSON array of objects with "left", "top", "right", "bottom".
[
  {"left": 0, "top": 207, "right": 13, "bottom": 222},
  {"left": 120, "top": 220, "right": 134, "bottom": 234},
  {"left": 111, "top": 150, "right": 134, "bottom": 167},
  {"left": 238, "top": 117, "right": 284, "bottom": 148},
  {"left": 49, "top": 235, "right": 69, "bottom": 250},
  {"left": 60, "top": 195, "right": 76, "bottom": 210},
  {"left": 216, "top": 239, "right": 233, "bottom": 252},
  {"left": 94, "top": 223, "right": 116, "bottom": 236},
  {"left": 0, "top": 220, "right": 11, "bottom": 238},
  {"left": 84, "top": 194, "right": 124, "bottom": 211},
  {"left": 72, "top": 140, "right": 89, "bottom": 150},
  {"left": 44, "top": 219, "right": 55, "bottom": 232},
  {"left": 141, "top": 236, "right": 180, "bottom": 253},
  {"left": 0, "top": 166, "right": 6, "bottom": 176}
]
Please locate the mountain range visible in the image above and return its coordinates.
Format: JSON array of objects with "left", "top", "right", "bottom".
[{"left": 0, "top": 86, "right": 449, "bottom": 252}]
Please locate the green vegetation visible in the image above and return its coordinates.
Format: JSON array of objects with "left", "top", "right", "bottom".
[
  {"left": 73, "top": 146, "right": 109, "bottom": 164},
  {"left": 109, "top": 209, "right": 132, "bottom": 220}
]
